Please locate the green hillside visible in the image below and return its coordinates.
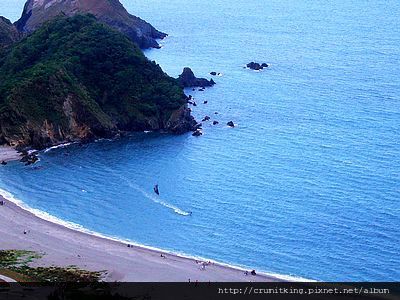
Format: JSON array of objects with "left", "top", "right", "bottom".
[{"left": 0, "top": 14, "right": 194, "bottom": 149}]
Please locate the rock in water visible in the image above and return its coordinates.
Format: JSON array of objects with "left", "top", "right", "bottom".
[
  {"left": 247, "top": 62, "right": 269, "bottom": 70},
  {"left": 213, "top": 121, "right": 219, "bottom": 125},
  {"left": 14, "top": 0, "right": 166, "bottom": 49},
  {"left": 227, "top": 121, "right": 235, "bottom": 127},
  {"left": 178, "top": 67, "right": 216, "bottom": 88},
  {"left": 210, "top": 72, "right": 217, "bottom": 76},
  {"left": 192, "top": 129, "right": 203, "bottom": 137}
]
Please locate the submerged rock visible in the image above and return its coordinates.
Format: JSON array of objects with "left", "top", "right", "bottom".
[{"left": 178, "top": 67, "right": 216, "bottom": 88}]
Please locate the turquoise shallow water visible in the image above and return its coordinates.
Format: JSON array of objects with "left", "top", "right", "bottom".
[{"left": 1, "top": 0, "right": 400, "bottom": 281}]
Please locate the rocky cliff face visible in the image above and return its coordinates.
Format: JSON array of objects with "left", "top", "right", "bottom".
[
  {"left": 0, "top": 15, "right": 196, "bottom": 150},
  {"left": 15, "top": 0, "right": 166, "bottom": 49},
  {"left": 0, "top": 17, "right": 21, "bottom": 48}
]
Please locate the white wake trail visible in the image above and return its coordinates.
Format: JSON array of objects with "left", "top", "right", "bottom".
[{"left": 106, "top": 167, "right": 190, "bottom": 216}]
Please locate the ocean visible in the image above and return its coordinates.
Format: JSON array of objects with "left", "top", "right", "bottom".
[{"left": 0, "top": 0, "right": 399, "bottom": 281}]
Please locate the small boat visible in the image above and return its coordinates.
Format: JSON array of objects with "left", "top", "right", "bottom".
[{"left": 154, "top": 184, "right": 160, "bottom": 195}]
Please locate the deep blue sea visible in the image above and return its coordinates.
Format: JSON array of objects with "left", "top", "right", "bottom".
[{"left": 1, "top": 0, "right": 399, "bottom": 281}]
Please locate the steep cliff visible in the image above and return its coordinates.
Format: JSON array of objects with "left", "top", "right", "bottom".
[
  {"left": 0, "top": 17, "right": 21, "bottom": 48},
  {"left": 0, "top": 15, "right": 196, "bottom": 150},
  {"left": 15, "top": 0, "right": 166, "bottom": 49}
]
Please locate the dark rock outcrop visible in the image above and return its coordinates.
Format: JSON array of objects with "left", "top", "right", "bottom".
[
  {"left": 0, "top": 17, "right": 21, "bottom": 48},
  {"left": 202, "top": 116, "right": 210, "bottom": 122},
  {"left": 210, "top": 72, "right": 217, "bottom": 76},
  {"left": 166, "top": 107, "right": 198, "bottom": 135},
  {"left": 15, "top": 0, "right": 166, "bottom": 49},
  {"left": 247, "top": 62, "right": 269, "bottom": 70},
  {"left": 213, "top": 121, "right": 219, "bottom": 125},
  {"left": 178, "top": 68, "right": 216, "bottom": 88},
  {"left": 192, "top": 129, "right": 202, "bottom": 137},
  {"left": 227, "top": 121, "right": 235, "bottom": 127},
  {"left": 20, "top": 152, "right": 39, "bottom": 166}
]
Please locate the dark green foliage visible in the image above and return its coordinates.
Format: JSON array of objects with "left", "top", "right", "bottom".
[
  {"left": 12, "top": 265, "right": 103, "bottom": 282},
  {"left": 0, "top": 14, "right": 186, "bottom": 148},
  {"left": 0, "top": 250, "right": 41, "bottom": 268}
]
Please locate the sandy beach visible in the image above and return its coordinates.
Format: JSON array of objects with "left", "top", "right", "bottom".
[
  {"left": 0, "top": 146, "right": 21, "bottom": 163},
  {"left": 0, "top": 195, "right": 284, "bottom": 282}
]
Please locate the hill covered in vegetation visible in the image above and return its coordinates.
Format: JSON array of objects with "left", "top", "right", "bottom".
[{"left": 0, "top": 14, "right": 195, "bottom": 150}]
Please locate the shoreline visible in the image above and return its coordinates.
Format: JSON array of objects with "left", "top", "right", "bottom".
[
  {"left": 0, "top": 146, "right": 21, "bottom": 162},
  {"left": 0, "top": 192, "right": 306, "bottom": 282}
]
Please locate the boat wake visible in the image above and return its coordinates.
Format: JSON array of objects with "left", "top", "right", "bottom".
[
  {"left": 108, "top": 169, "right": 190, "bottom": 216},
  {"left": 127, "top": 181, "right": 190, "bottom": 216}
]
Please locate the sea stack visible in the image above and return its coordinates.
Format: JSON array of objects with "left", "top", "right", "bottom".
[{"left": 178, "top": 67, "right": 216, "bottom": 88}]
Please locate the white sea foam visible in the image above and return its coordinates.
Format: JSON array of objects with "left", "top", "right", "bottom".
[
  {"left": 0, "top": 187, "right": 312, "bottom": 282},
  {"left": 44, "top": 142, "right": 75, "bottom": 153},
  {"left": 105, "top": 165, "right": 191, "bottom": 216},
  {"left": 124, "top": 180, "right": 191, "bottom": 216}
]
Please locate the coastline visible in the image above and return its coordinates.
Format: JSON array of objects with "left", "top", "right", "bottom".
[
  {"left": 0, "top": 146, "right": 21, "bottom": 162},
  {"left": 0, "top": 193, "right": 300, "bottom": 282}
]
